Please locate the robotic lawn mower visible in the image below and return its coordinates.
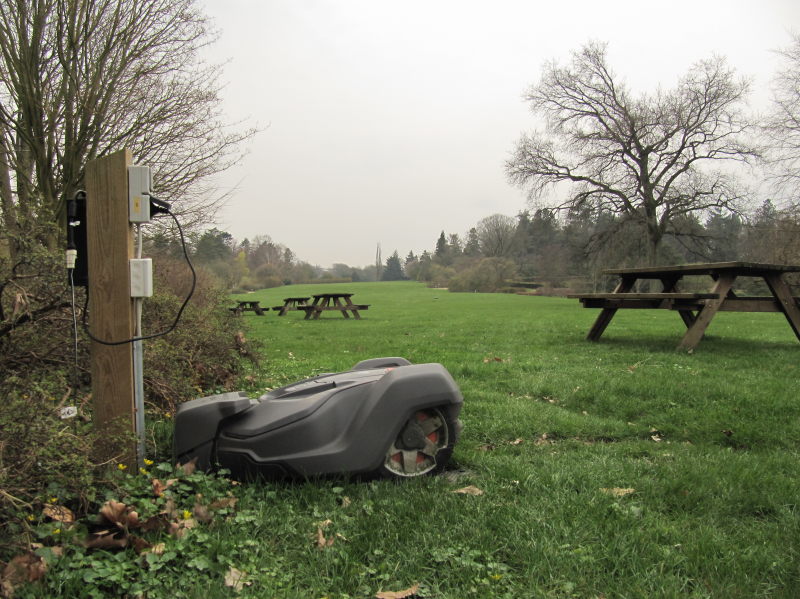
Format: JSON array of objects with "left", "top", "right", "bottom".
[{"left": 174, "top": 357, "right": 463, "bottom": 480}]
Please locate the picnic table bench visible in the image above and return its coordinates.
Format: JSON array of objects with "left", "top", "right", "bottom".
[
  {"left": 272, "top": 296, "right": 310, "bottom": 316},
  {"left": 228, "top": 300, "right": 265, "bottom": 316},
  {"left": 568, "top": 262, "right": 800, "bottom": 351},
  {"left": 299, "top": 293, "right": 369, "bottom": 320}
]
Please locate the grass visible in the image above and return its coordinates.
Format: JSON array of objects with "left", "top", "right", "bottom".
[{"left": 25, "top": 282, "right": 800, "bottom": 597}]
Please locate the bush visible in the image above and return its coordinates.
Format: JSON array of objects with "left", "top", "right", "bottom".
[
  {"left": 143, "top": 257, "right": 260, "bottom": 413},
  {"left": 448, "top": 258, "right": 517, "bottom": 292}
]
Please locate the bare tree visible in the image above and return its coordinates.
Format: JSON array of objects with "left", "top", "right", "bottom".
[
  {"left": 763, "top": 33, "right": 800, "bottom": 199},
  {"left": 0, "top": 0, "right": 255, "bottom": 257},
  {"left": 506, "top": 42, "right": 759, "bottom": 265},
  {"left": 476, "top": 213, "right": 518, "bottom": 257}
]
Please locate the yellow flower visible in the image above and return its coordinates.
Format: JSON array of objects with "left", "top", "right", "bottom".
[
  {"left": 53, "top": 528, "right": 61, "bottom": 535},
  {"left": 182, "top": 510, "right": 192, "bottom": 520},
  {"left": 48, "top": 497, "right": 57, "bottom": 503},
  {"left": 139, "top": 467, "right": 149, "bottom": 476},
  {"left": 117, "top": 463, "right": 127, "bottom": 471},
  {"left": 491, "top": 574, "right": 503, "bottom": 581},
  {"left": 27, "top": 514, "right": 35, "bottom": 522},
  {"left": 143, "top": 458, "right": 154, "bottom": 466}
]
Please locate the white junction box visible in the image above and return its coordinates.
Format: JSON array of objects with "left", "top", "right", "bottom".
[
  {"left": 128, "top": 165, "right": 152, "bottom": 222},
  {"left": 129, "top": 258, "right": 153, "bottom": 297}
]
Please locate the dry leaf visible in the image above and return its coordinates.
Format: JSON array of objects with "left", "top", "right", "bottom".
[
  {"left": 533, "top": 433, "right": 551, "bottom": 446},
  {"left": 85, "top": 529, "right": 129, "bottom": 550},
  {"left": 453, "top": 485, "right": 484, "bottom": 496},
  {"left": 98, "top": 500, "right": 140, "bottom": 529},
  {"left": 339, "top": 496, "right": 352, "bottom": 508},
  {"left": 375, "top": 583, "right": 420, "bottom": 599},
  {"left": 224, "top": 566, "right": 249, "bottom": 592},
  {"left": 477, "top": 443, "right": 495, "bottom": 451},
  {"left": 42, "top": 504, "right": 75, "bottom": 524},
  {"left": 151, "top": 478, "right": 177, "bottom": 497},
  {"left": 209, "top": 495, "right": 238, "bottom": 510},
  {"left": 178, "top": 457, "right": 198, "bottom": 475},
  {"left": 601, "top": 487, "right": 636, "bottom": 497},
  {"left": 142, "top": 542, "right": 166, "bottom": 556},
  {"left": 315, "top": 527, "right": 335, "bottom": 549},
  {"left": 2, "top": 553, "right": 47, "bottom": 597},
  {"left": 509, "top": 438, "right": 524, "bottom": 445},
  {"left": 129, "top": 535, "right": 152, "bottom": 554},
  {"left": 193, "top": 499, "right": 213, "bottom": 524}
]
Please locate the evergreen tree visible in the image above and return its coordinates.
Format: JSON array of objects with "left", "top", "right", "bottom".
[{"left": 381, "top": 251, "right": 406, "bottom": 281}]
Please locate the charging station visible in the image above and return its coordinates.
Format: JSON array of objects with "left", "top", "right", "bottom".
[{"left": 83, "top": 149, "right": 153, "bottom": 467}]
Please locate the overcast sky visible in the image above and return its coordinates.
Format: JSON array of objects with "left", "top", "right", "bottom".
[{"left": 200, "top": 0, "right": 800, "bottom": 268}]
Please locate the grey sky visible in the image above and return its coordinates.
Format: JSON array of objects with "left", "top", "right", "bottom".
[{"left": 200, "top": 0, "right": 799, "bottom": 268}]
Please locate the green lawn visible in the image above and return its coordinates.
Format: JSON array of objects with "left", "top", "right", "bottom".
[{"left": 37, "top": 282, "right": 800, "bottom": 598}]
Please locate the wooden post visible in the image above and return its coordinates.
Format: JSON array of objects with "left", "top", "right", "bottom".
[{"left": 85, "top": 149, "right": 136, "bottom": 465}]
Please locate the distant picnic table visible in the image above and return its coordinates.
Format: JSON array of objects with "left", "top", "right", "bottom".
[
  {"left": 229, "top": 300, "right": 265, "bottom": 316},
  {"left": 568, "top": 262, "right": 800, "bottom": 351},
  {"left": 298, "top": 293, "right": 369, "bottom": 320},
  {"left": 272, "top": 296, "right": 310, "bottom": 316}
]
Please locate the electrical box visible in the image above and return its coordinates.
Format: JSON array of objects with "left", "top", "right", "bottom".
[
  {"left": 128, "top": 165, "right": 152, "bottom": 223},
  {"left": 66, "top": 192, "right": 89, "bottom": 287},
  {"left": 129, "top": 258, "right": 153, "bottom": 297}
]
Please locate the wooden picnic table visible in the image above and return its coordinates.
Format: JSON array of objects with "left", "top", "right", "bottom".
[
  {"left": 298, "top": 293, "right": 369, "bottom": 320},
  {"left": 272, "top": 296, "right": 310, "bottom": 316},
  {"left": 229, "top": 300, "right": 265, "bottom": 316},
  {"left": 568, "top": 262, "right": 800, "bottom": 351}
]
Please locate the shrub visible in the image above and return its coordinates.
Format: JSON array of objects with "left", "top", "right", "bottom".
[
  {"left": 143, "top": 257, "right": 260, "bottom": 413},
  {"left": 448, "top": 257, "right": 517, "bottom": 292}
]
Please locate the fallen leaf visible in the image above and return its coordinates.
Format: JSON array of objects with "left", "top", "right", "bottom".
[
  {"left": 339, "top": 496, "right": 352, "bottom": 508},
  {"left": 209, "top": 495, "right": 238, "bottom": 510},
  {"left": 142, "top": 542, "right": 165, "bottom": 556},
  {"left": 42, "top": 504, "right": 75, "bottom": 524},
  {"left": 224, "top": 566, "right": 249, "bottom": 592},
  {"left": 151, "top": 478, "right": 177, "bottom": 497},
  {"left": 533, "top": 433, "right": 552, "bottom": 446},
  {"left": 98, "top": 500, "right": 140, "bottom": 530},
  {"left": 601, "top": 487, "right": 636, "bottom": 497},
  {"left": 509, "top": 438, "right": 524, "bottom": 445},
  {"left": 316, "top": 527, "right": 335, "bottom": 549},
  {"left": 85, "top": 529, "right": 129, "bottom": 550},
  {"left": 2, "top": 553, "right": 47, "bottom": 597},
  {"left": 477, "top": 443, "right": 495, "bottom": 451},
  {"left": 130, "top": 535, "right": 152, "bottom": 554},
  {"left": 375, "top": 583, "right": 420, "bottom": 599},
  {"left": 453, "top": 485, "right": 484, "bottom": 496},
  {"left": 650, "top": 435, "right": 662, "bottom": 442},
  {"left": 178, "top": 457, "right": 198, "bottom": 475},
  {"left": 193, "top": 498, "right": 213, "bottom": 524}
]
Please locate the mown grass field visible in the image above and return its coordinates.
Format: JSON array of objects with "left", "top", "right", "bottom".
[
  {"left": 38, "top": 281, "right": 800, "bottom": 598},
  {"left": 223, "top": 281, "right": 800, "bottom": 598}
]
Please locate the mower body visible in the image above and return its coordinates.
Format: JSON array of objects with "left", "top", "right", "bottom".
[{"left": 173, "top": 358, "right": 463, "bottom": 479}]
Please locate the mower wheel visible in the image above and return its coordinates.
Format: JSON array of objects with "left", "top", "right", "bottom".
[{"left": 378, "top": 407, "right": 457, "bottom": 478}]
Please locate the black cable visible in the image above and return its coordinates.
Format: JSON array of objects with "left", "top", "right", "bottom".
[{"left": 81, "top": 207, "right": 196, "bottom": 345}]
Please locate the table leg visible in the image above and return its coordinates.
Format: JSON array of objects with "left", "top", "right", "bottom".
[
  {"left": 343, "top": 300, "right": 360, "bottom": 319},
  {"left": 660, "top": 276, "right": 696, "bottom": 328},
  {"left": 334, "top": 297, "right": 350, "bottom": 319},
  {"left": 676, "top": 274, "right": 736, "bottom": 351},
  {"left": 586, "top": 276, "right": 635, "bottom": 341},
  {"left": 763, "top": 273, "right": 800, "bottom": 341}
]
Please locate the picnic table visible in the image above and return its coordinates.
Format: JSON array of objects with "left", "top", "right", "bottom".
[
  {"left": 229, "top": 300, "right": 265, "bottom": 316},
  {"left": 298, "top": 293, "right": 369, "bottom": 320},
  {"left": 568, "top": 262, "right": 800, "bottom": 351},
  {"left": 272, "top": 296, "right": 310, "bottom": 316}
]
